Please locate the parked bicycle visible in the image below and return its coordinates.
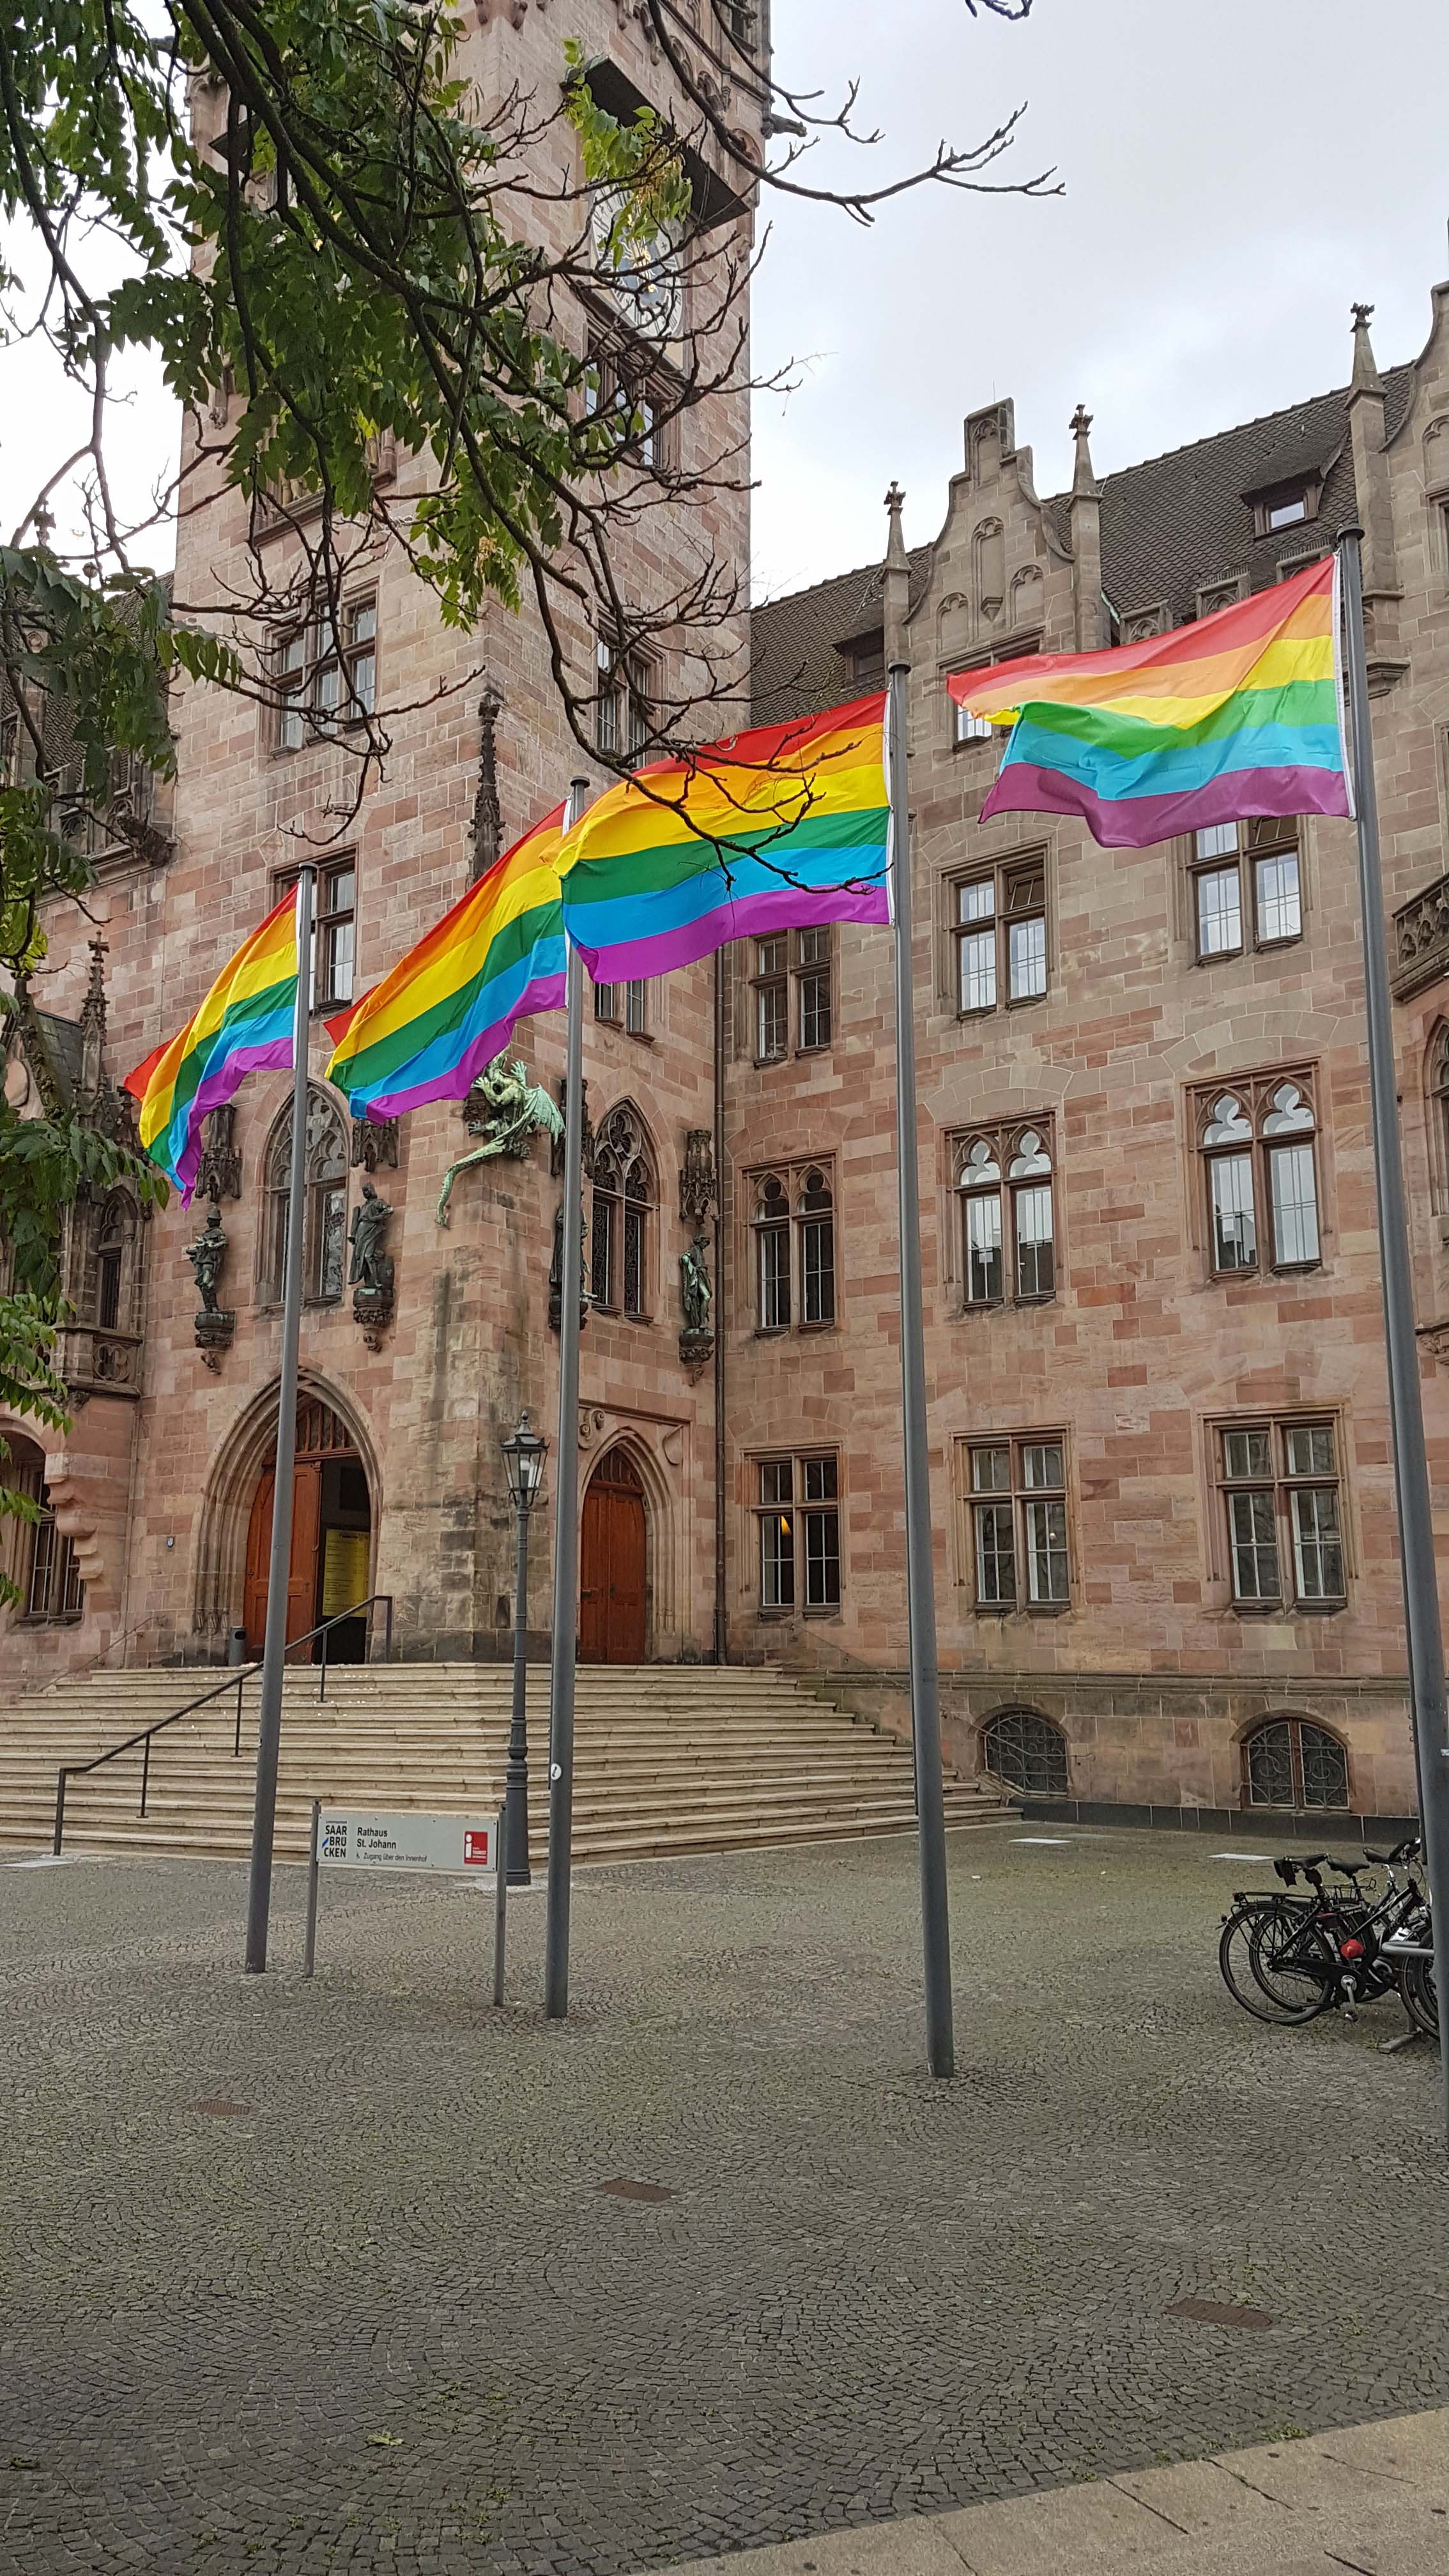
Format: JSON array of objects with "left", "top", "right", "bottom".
[{"left": 1218, "top": 1840, "right": 1435, "bottom": 2034}]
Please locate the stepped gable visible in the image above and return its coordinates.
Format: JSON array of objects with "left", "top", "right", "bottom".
[
  {"left": 750, "top": 364, "right": 1416, "bottom": 716},
  {"left": 750, "top": 548, "right": 931, "bottom": 728}
]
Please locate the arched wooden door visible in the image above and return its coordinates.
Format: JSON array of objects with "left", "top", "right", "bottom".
[
  {"left": 242, "top": 1399, "right": 369, "bottom": 1659},
  {"left": 579, "top": 1448, "right": 647, "bottom": 1664}
]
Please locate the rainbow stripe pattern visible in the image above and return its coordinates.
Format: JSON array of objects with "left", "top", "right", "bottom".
[
  {"left": 325, "top": 804, "right": 568, "bottom": 1119},
  {"left": 558, "top": 694, "right": 890, "bottom": 980},
  {"left": 124, "top": 887, "right": 301, "bottom": 1200},
  {"left": 947, "top": 555, "right": 1350, "bottom": 848}
]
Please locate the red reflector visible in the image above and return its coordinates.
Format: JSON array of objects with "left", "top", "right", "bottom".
[{"left": 1341, "top": 1938, "right": 1365, "bottom": 1959}]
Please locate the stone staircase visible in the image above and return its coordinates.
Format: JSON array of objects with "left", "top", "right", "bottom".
[{"left": 0, "top": 1662, "right": 1014, "bottom": 1866}]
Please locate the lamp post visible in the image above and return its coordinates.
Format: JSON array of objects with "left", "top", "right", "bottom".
[{"left": 500, "top": 1409, "right": 548, "bottom": 1886}]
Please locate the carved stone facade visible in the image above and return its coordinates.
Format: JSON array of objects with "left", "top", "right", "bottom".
[
  {"left": 12, "top": 197, "right": 1449, "bottom": 1823},
  {"left": 1, "top": 0, "right": 751, "bottom": 1680}
]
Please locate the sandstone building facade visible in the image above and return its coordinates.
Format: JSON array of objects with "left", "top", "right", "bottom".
[{"left": 7, "top": 56, "right": 1449, "bottom": 1827}]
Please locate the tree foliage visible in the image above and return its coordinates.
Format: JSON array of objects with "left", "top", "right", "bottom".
[{"left": 0, "top": 0, "right": 1045, "bottom": 1573}]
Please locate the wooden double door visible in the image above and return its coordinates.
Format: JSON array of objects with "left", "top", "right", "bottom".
[
  {"left": 579, "top": 1448, "right": 648, "bottom": 1664},
  {"left": 243, "top": 1400, "right": 370, "bottom": 1659}
]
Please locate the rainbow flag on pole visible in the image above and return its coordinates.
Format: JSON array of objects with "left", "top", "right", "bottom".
[
  {"left": 947, "top": 555, "right": 1351, "bottom": 848},
  {"left": 124, "top": 887, "right": 302, "bottom": 1200},
  {"left": 558, "top": 694, "right": 890, "bottom": 981},
  {"left": 325, "top": 804, "right": 568, "bottom": 1120}
]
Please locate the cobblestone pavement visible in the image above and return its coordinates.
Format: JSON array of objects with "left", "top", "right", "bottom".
[{"left": 3, "top": 1828, "right": 1449, "bottom": 2576}]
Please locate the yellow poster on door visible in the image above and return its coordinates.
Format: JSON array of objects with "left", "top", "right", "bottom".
[{"left": 321, "top": 1527, "right": 370, "bottom": 1620}]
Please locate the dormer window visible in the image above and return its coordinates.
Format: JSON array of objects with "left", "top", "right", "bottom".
[
  {"left": 1247, "top": 476, "right": 1322, "bottom": 540},
  {"left": 840, "top": 628, "right": 885, "bottom": 690}
]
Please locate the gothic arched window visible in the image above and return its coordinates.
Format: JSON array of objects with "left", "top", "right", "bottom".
[
  {"left": 259, "top": 1086, "right": 348, "bottom": 1306},
  {"left": 590, "top": 1105, "right": 655, "bottom": 1320},
  {"left": 1196, "top": 1071, "right": 1320, "bottom": 1277},
  {"left": 1430, "top": 1025, "right": 1449, "bottom": 1211},
  {"left": 89, "top": 1190, "right": 137, "bottom": 1332}
]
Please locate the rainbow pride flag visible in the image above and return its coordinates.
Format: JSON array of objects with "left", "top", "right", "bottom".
[
  {"left": 325, "top": 804, "right": 568, "bottom": 1119},
  {"left": 124, "top": 887, "right": 301, "bottom": 1200},
  {"left": 558, "top": 694, "right": 890, "bottom": 980},
  {"left": 947, "top": 555, "right": 1351, "bottom": 848}
]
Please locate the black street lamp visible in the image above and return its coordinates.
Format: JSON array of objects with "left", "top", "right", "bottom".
[{"left": 500, "top": 1409, "right": 549, "bottom": 1886}]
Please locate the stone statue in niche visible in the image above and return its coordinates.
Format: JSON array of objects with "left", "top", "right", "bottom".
[
  {"left": 349, "top": 1181, "right": 395, "bottom": 1348},
  {"left": 187, "top": 1202, "right": 236, "bottom": 1370},
  {"left": 441, "top": 1057, "right": 564, "bottom": 1225},
  {"left": 678, "top": 1228, "right": 714, "bottom": 1370},
  {"left": 680, "top": 1232, "right": 712, "bottom": 1335},
  {"left": 349, "top": 1181, "right": 394, "bottom": 1291}
]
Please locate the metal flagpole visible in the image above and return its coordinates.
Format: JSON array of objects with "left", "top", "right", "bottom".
[
  {"left": 1339, "top": 527, "right": 1449, "bottom": 2126},
  {"left": 245, "top": 864, "right": 315, "bottom": 1974},
  {"left": 886, "top": 662, "right": 955, "bottom": 2080},
  {"left": 545, "top": 778, "right": 590, "bottom": 2020}
]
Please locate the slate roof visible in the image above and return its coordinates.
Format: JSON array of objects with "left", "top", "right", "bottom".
[
  {"left": 751, "top": 364, "right": 1417, "bottom": 720},
  {"left": 1087, "top": 363, "right": 1414, "bottom": 630},
  {"left": 750, "top": 548, "right": 932, "bottom": 728},
  {"left": 33, "top": 1009, "right": 84, "bottom": 1107}
]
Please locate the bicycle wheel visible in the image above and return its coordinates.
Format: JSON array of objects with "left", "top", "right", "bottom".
[
  {"left": 1249, "top": 1905, "right": 1337, "bottom": 2022},
  {"left": 1402, "top": 1954, "right": 1440, "bottom": 2041},
  {"left": 1220, "top": 1903, "right": 1328, "bottom": 2025}
]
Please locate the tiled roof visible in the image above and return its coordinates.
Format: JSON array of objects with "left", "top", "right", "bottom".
[
  {"left": 750, "top": 548, "right": 931, "bottom": 728},
  {"left": 1085, "top": 364, "right": 1414, "bottom": 629},
  {"left": 751, "top": 365, "right": 1416, "bottom": 718}
]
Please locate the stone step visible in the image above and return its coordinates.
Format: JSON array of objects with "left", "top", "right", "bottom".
[
  {"left": 33, "top": 1796, "right": 1011, "bottom": 1867},
  {"left": 1, "top": 1660, "right": 1013, "bottom": 1866}
]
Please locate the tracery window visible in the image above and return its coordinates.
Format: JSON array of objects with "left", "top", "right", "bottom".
[
  {"left": 590, "top": 1105, "right": 656, "bottom": 1320},
  {"left": 749, "top": 1162, "right": 836, "bottom": 1331},
  {"left": 88, "top": 1190, "right": 137, "bottom": 1332},
  {"left": 1429, "top": 1025, "right": 1449, "bottom": 1210},
  {"left": 259, "top": 1085, "right": 348, "bottom": 1306},
  {"left": 1195, "top": 1071, "right": 1322, "bottom": 1278},
  {"left": 954, "top": 1123, "right": 1055, "bottom": 1307}
]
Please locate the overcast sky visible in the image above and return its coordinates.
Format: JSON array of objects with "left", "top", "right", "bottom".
[
  {"left": 3, "top": 1, "right": 1447, "bottom": 604},
  {"left": 751, "top": 0, "right": 1449, "bottom": 599}
]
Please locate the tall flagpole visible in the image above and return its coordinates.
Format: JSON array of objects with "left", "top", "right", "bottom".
[
  {"left": 887, "top": 661, "right": 955, "bottom": 2079},
  {"left": 1338, "top": 529, "right": 1449, "bottom": 2126},
  {"left": 545, "top": 778, "right": 591, "bottom": 2020},
  {"left": 245, "top": 864, "right": 315, "bottom": 1974}
]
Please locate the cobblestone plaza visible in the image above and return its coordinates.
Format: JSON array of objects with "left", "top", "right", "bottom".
[{"left": 5, "top": 1829, "right": 1449, "bottom": 2576}]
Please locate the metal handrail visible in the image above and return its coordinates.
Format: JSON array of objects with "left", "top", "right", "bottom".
[{"left": 52, "top": 1592, "right": 394, "bottom": 1853}]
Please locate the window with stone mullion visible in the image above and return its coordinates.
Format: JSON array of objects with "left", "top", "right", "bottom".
[
  {"left": 956, "top": 1124, "right": 1055, "bottom": 1308},
  {"left": 1199, "top": 1075, "right": 1320, "bottom": 1280},
  {"left": 1216, "top": 1416, "right": 1345, "bottom": 1611}
]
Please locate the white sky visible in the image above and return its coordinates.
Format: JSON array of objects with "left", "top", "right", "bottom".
[
  {"left": 3, "top": 1, "right": 1447, "bottom": 600},
  {"left": 750, "top": 0, "right": 1449, "bottom": 598}
]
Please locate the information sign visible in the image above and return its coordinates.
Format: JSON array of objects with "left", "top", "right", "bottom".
[
  {"left": 304, "top": 1802, "right": 509, "bottom": 2003},
  {"left": 317, "top": 1809, "right": 498, "bottom": 1875}
]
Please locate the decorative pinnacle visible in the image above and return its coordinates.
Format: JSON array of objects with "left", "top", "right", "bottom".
[
  {"left": 1070, "top": 404, "right": 1097, "bottom": 499},
  {"left": 884, "top": 480, "right": 909, "bottom": 570},
  {"left": 1350, "top": 301, "right": 1383, "bottom": 394}
]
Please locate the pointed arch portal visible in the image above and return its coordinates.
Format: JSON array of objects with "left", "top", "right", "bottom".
[
  {"left": 240, "top": 1396, "right": 372, "bottom": 1660},
  {"left": 579, "top": 1446, "right": 648, "bottom": 1664}
]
